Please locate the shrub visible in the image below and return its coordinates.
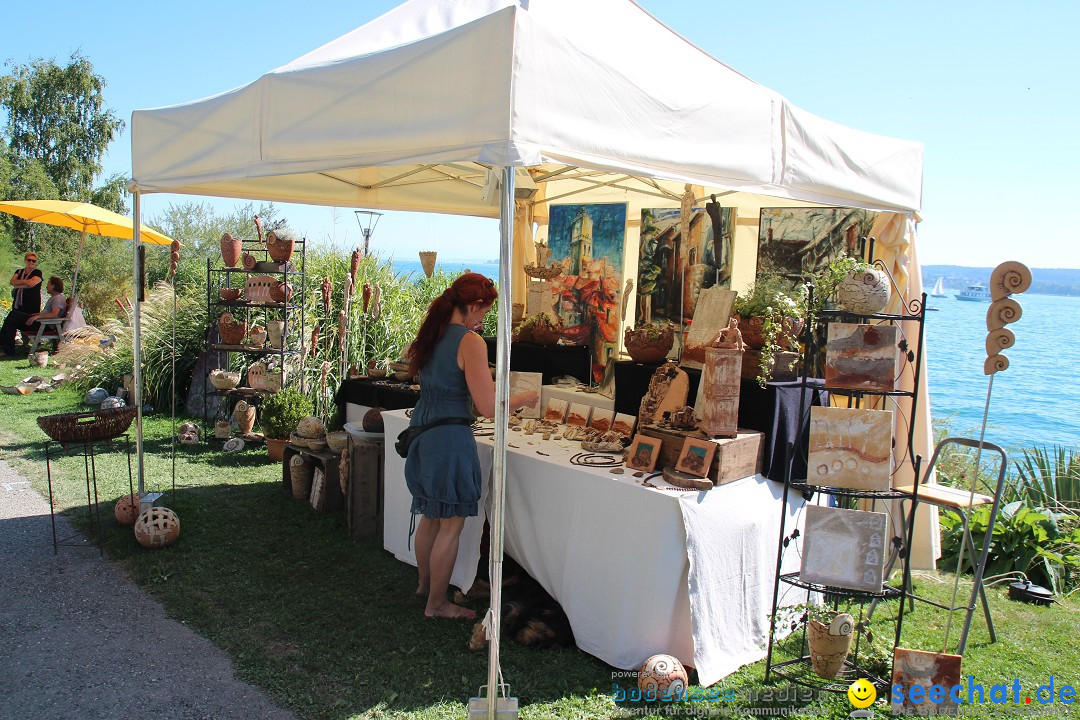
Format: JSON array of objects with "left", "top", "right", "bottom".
[{"left": 260, "top": 387, "right": 312, "bottom": 439}]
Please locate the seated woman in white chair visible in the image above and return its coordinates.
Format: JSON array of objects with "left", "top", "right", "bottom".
[{"left": 0, "top": 275, "right": 66, "bottom": 357}]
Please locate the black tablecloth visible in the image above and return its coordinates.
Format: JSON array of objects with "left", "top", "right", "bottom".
[
  {"left": 482, "top": 338, "right": 592, "bottom": 385},
  {"left": 612, "top": 359, "right": 827, "bottom": 483},
  {"left": 335, "top": 379, "right": 420, "bottom": 416}
]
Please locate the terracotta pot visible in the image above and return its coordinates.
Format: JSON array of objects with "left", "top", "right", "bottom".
[
  {"left": 736, "top": 315, "right": 803, "bottom": 352},
  {"left": 220, "top": 233, "right": 241, "bottom": 267},
  {"left": 289, "top": 454, "right": 314, "bottom": 499},
  {"left": 233, "top": 401, "right": 256, "bottom": 434},
  {"left": 266, "top": 320, "right": 285, "bottom": 349},
  {"left": 218, "top": 313, "right": 247, "bottom": 345},
  {"left": 266, "top": 230, "right": 295, "bottom": 263},
  {"left": 269, "top": 281, "right": 293, "bottom": 304},
  {"left": 808, "top": 619, "right": 853, "bottom": 679},
  {"left": 624, "top": 325, "right": 674, "bottom": 364},
  {"left": 837, "top": 267, "right": 891, "bottom": 315},
  {"left": 266, "top": 436, "right": 289, "bottom": 462}
]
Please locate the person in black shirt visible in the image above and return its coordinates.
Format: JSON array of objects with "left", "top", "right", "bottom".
[
  {"left": 10, "top": 252, "right": 43, "bottom": 314},
  {"left": 2, "top": 274, "right": 65, "bottom": 357}
]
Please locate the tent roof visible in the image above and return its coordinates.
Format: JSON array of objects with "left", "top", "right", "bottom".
[{"left": 130, "top": 0, "right": 922, "bottom": 215}]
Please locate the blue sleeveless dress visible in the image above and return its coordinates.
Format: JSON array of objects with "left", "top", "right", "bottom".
[{"left": 405, "top": 323, "right": 480, "bottom": 518}]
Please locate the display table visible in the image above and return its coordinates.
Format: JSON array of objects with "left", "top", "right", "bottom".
[
  {"left": 382, "top": 410, "right": 805, "bottom": 685},
  {"left": 335, "top": 378, "right": 420, "bottom": 423}
]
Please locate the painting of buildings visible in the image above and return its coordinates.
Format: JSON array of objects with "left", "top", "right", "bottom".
[
  {"left": 636, "top": 205, "right": 735, "bottom": 327},
  {"left": 548, "top": 204, "right": 627, "bottom": 382},
  {"left": 757, "top": 207, "right": 876, "bottom": 280}
]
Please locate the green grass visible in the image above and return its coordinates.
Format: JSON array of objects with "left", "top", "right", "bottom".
[{"left": 2, "top": 356, "right": 1078, "bottom": 719}]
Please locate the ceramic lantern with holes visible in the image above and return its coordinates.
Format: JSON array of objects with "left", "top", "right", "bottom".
[
  {"left": 134, "top": 507, "right": 181, "bottom": 549},
  {"left": 114, "top": 493, "right": 141, "bottom": 526}
]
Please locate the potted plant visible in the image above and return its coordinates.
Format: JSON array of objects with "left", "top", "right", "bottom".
[
  {"left": 514, "top": 312, "right": 564, "bottom": 346},
  {"left": 623, "top": 322, "right": 674, "bottom": 364},
  {"left": 773, "top": 602, "right": 891, "bottom": 681},
  {"left": 732, "top": 274, "right": 807, "bottom": 387},
  {"left": 260, "top": 387, "right": 312, "bottom": 461}
]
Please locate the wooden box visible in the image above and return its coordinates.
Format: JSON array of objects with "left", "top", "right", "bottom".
[
  {"left": 638, "top": 424, "right": 763, "bottom": 485},
  {"left": 282, "top": 444, "right": 344, "bottom": 511},
  {"left": 346, "top": 437, "right": 384, "bottom": 538}
]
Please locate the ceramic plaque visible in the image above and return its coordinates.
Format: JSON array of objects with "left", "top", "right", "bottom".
[
  {"left": 825, "top": 323, "right": 901, "bottom": 392},
  {"left": 800, "top": 505, "right": 887, "bottom": 593},
  {"left": 612, "top": 413, "right": 636, "bottom": 437},
  {"left": 588, "top": 408, "right": 615, "bottom": 432},
  {"left": 807, "top": 406, "right": 893, "bottom": 491},
  {"left": 510, "top": 371, "right": 543, "bottom": 419},
  {"left": 543, "top": 397, "right": 568, "bottom": 423},
  {"left": 891, "top": 648, "right": 962, "bottom": 716},
  {"left": 566, "top": 402, "right": 591, "bottom": 427}
]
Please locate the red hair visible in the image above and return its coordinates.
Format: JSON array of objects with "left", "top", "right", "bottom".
[{"left": 407, "top": 272, "right": 497, "bottom": 375}]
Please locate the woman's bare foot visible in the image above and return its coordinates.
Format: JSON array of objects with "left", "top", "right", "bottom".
[
  {"left": 415, "top": 583, "right": 429, "bottom": 598},
  {"left": 425, "top": 602, "right": 477, "bottom": 620}
]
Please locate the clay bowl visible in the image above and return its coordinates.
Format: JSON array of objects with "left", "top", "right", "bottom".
[
  {"left": 393, "top": 371, "right": 413, "bottom": 382},
  {"left": 219, "top": 288, "right": 242, "bottom": 302},
  {"left": 368, "top": 368, "right": 388, "bottom": 379},
  {"left": 209, "top": 370, "right": 241, "bottom": 391},
  {"left": 326, "top": 431, "right": 349, "bottom": 453}
]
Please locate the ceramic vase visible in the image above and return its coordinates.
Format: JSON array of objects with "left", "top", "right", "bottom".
[
  {"left": 419, "top": 251, "right": 437, "bottom": 278},
  {"left": 266, "top": 230, "right": 295, "bottom": 263},
  {"left": 220, "top": 233, "right": 241, "bottom": 267},
  {"left": 233, "top": 401, "right": 256, "bottom": 435},
  {"left": 267, "top": 320, "right": 285, "bottom": 349},
  {"left": 837, "top": 267, "right": 891, "bottom": 315},
  {"left": 808, "top": 619, "right": 853, "bottom": 680}
]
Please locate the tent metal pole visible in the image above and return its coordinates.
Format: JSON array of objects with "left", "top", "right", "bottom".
[
  {"left": 70, "top": 230, "right": 87, "bottom": 304},
  {"left": 485, "top": 166, "right": 515, "bottom": 717},
  {"left": 132, "top": 192, "right": 146, "bottom": 496}
]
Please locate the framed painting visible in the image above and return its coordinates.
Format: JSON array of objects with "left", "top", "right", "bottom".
[
  {"left": 675, "top": 437, "right": 717, "bottom": 477},
  {"left": 800, "top": 505, "right": 887, "bottom": 593},
  {"left": 807, "top": 406, "right": 893, "bottom": 491},
  {"left": 547, "top": 203, "right": 627, "bottom": 383},
  {"left": 757, "top": 207, "right": 876, "bottom": 280},
  {"left": 626, "top": 434, "right": 661, "bottom": 472}
]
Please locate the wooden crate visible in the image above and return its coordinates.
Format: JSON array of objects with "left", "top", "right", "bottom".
[
  {"left": 346, "top": 438, "right": 384, "bottom": 538},
  {"left": 281, "top": 444, "right": 344, "bottom": 511},
  {"left": 638, "top": 424, "right": 763, "bottom": 485}
]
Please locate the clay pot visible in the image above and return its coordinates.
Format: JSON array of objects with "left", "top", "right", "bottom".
[
  {"left": 220, "top": 233, "right": 241, "bottom": 267},
  {"left": 219, "top": 288, "right": 242, "bottom": 302},
  {"left": 736, "top": 315, "right": 803, "bottom": 353},
  {"left": 217, "top": 313, "right": 247, "bottom": 345},
  {"left": 248, "top": 326, "right": 267, "bottom": 347},
  {"left": 266, "top": 320, "right": 285, "bottom": 349},
  {"left": 512, "top": 303, "right": 525, "bottom": 323},
  {"left": 233, "top": 401, "right": 256, "bottom": 435},
  {"left": 624, "top": 325, "right": 674, "bottom": 364},
  {"left": 266, "top": 437, "right": 289, "bottom": 462},
  {"left": 242, "top": 252, "right": 258, "bottom": 271},
  {"left": 419, "top": 250, "right": 437, "bottom": 278},
  {"left": 289, "top": 454, "right": 314, "bottom": 499},
  {"left": 269, "top": 281, "right": 293, "bottom": 304},
  {"left": 266, "top": 230, "right": 295, "bottom": 263},
  {"left": 837, "top": 267, "right": 891, "bottom": 315},
  {"left": 808, "top": 618, "right": 853, "bottom": 679}
]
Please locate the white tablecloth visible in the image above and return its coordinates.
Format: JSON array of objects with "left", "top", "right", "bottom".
[{"left": 381, "top": 409, "right": 805, "bottom": 685}]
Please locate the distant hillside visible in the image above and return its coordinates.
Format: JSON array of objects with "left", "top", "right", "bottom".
[{"left": 921, "top": 265, "right": 1080, "bottom": 297}]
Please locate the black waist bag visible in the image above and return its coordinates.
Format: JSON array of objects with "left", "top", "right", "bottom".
[{"left": 395, "top": 417, "right": 473, "bottom": 458}]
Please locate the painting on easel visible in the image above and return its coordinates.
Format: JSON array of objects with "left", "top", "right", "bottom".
[{"left": 636, "top": 204, "right": 735, "bottom": 327}]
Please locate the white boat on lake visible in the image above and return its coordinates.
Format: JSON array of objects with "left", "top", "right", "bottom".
[
  {"left": 930, "top": 277, "right": 947, "bottom": 297},
  {"left": 955, "top": 284, "right": 991, "bottom": 302}
]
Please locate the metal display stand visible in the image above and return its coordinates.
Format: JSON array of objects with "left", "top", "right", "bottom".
[
  {"left": 45, "top": 435, "right": 134, "bottom": 555},
  {"left": 764, "top": 269, "right": 929, "bottom": 694}
]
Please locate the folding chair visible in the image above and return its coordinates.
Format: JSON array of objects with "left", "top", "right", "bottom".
[
  {"left": 28, "top": 296, "right": 73, "bottom": 355},
  {"left": 881, "top": 437, "right": 1008, "bottom": 655}
]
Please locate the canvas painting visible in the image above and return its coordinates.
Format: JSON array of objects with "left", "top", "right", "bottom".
[
  {"left": 548, "top": 203, "right": 627, "bottom": 383},
  {"left": 588, "top": 408, "right": 615, "bottom": 432},
  {"left": 891, "top": 648, "right": 962, "bottom": 716},
  {"left": 757, "top": 207, "right": 876, "bottom": 280},
  {"left": 566, "top": 402, "right": 591, "bottom": 427},
  {"left": 807, "top": 406, "right": 894, "bottom": 491},
  {"left": 543, "top": 397, "right": 568, "bottom": 423},
  {"left": 800, "top": 505, "right": 887, "bottom": 593},
  {"left": 636, "top": 205, "right": 735, "bottom": 328},
  {"left": 626, "top": 434, "right": 661, "bottom": 472},
  {"left": 675, "top": 438, "right": 717, "bottom": 477},
  {"left": 509, "top": 371, "right": 543, "bottom": 419},
  {"left": 825, "top": 323, "right": 902, "bottom": 392},
  {"left": 612, "top": 413, "right": 637, "bottom": 437}
]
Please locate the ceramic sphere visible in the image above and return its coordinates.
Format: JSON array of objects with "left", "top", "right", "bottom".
[
  {"left": 637, "top": 654, "right": 688, "bottom": 701},
  {"left": 134, "top": 507, "right": 181, "bottom": 549},
  {"left": 114, "top": 493, "right": 141, "bottom": 526},
  {"left": 837, "top": 268, "right": 890, "bottom": 315}
]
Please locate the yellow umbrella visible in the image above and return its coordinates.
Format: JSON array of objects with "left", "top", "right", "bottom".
[{"left": 0, "top": 199, "right": 175, "bottom": 302}]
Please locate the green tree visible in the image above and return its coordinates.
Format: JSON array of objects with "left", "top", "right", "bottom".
[{"left": 0, "top": 53, "right": 125, "bottom": 208}]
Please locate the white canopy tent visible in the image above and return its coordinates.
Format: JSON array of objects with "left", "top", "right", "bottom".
[{"left": 130, "top": 0, "right": 931, "bottom": 701}]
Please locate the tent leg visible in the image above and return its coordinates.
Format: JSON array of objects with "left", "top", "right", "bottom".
[
  {"left": 478, "top": 166, "right": 517, "bottom": 719},
  {"left": 132, "top": 193, "right": 147, "bottom": 499}
]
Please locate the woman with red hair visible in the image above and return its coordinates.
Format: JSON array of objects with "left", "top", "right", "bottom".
[{"left": 405, "top": 272, "right": 538, "bottom": 619}]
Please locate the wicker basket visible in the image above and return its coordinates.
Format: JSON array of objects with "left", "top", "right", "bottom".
[{"left": 37, "top": 407, "right": 137, "bottom": 444}]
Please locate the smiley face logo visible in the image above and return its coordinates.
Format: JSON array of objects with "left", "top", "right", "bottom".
[{"left": 848, "top": 678, "right": 876, "bottom": 709}]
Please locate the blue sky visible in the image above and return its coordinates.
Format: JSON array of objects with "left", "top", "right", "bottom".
[{"left": 4, "top": 0, "right": 1078, "bottom": 269}]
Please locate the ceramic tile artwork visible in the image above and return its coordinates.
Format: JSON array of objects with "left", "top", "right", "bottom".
[
  {"left": 626, "top": 434, "right": 661, "bottom": 472},
  {"left": 510, "top": 371, "right": 543, "bottom": 419},
  {"left": 800, "top": 505, "right": 887, "bottom": 593},
  {"left": 675, "top": 439, "right": 717, "bottom": 477},
  {"left": 891, "top": 648, "right": 962, "bottom": 716},
  {"left": 588, "top": 408, "right": 615, "bottom": 432},
  {"left": 612, "top": 413, "right": 636, "bottom": 437},
  {"left": 543, "top": 397, "right": 568, "bottom": 423},
  {"left": 825, "top": 323, "right": 901, "bottom": 392},
  {"left": 566, "top": 402, "right": 591, "bottom": 427},
  {"left": 807, "top": 406, "right": 893, "bottom": 491}
]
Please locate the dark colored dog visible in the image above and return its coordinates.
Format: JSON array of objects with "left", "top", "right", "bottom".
[{"left": 464, "top": 558, "right": 575, "bottom": 652}]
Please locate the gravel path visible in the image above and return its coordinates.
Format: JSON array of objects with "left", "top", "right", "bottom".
[{"left": 0, "top": 459, "right": 299, "bottom": 720}]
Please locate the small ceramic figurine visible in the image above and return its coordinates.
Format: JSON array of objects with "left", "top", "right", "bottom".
[{"left": 712, "top": 316, "right": 745, "bottom": 351}]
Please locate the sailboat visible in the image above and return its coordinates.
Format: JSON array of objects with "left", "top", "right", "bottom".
[{"left": 930, "top": 276, "right": 947, "bottom": 297}]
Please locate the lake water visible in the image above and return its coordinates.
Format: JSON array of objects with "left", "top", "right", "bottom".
[
  {"left": 923, "top": 292, "right": 1080, "bottom": 451},
  {"left": 392, "top": 258, "right": 1079, "bottom": 452}
]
